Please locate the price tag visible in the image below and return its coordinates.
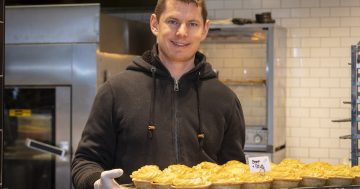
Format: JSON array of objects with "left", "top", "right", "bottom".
[{"left": 248, "top": 156, "right": 271, "bottom": 173}]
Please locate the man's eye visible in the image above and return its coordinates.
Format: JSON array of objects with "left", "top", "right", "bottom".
[
  {"left": 189, "top": 22, "right": 199, "bottom": 27},
  {"left": 167, "top": 20, "right": 178, "bottom": 25}
]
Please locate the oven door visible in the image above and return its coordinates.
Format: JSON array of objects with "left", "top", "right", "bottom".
[{"left": 3, "top": 86, "right": 71, "bottom": 189}]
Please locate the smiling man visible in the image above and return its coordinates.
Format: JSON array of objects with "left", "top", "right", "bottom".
[
  {"left": 71, "top": 0, "right": 246, "bottom": 189},
  {"left": 150, "top": 0, "right": 209, "bottom": 80}
]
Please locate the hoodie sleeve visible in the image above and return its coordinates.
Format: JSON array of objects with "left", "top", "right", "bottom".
[
  {"left": 71, "top": 82, "right": 118, "bottom": 189},
  {"left": 218, "top": 97, "right": 246, "bottom": 164}
]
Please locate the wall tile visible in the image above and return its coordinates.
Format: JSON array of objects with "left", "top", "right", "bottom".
[
  {"left": 320, "top": 58, "right": 340, "bottom": 67},
  {"left": 300, "top": 98, "right": 320, "bottom": 107},
  {"left": 288, "top": 67, "right": 311, "bottom": 77},
  {"left": 262, "top": 0, "right": 281, "bottom": 8},
  {"left": 341, "top": 17, "right": 360, "bottom": 26},
  {"left": 330, "top": 88, "right": 350, "bottom": 98},
  {"left": 321, "top": 18, "right": 340, "bottom": 27},
  {"left": 350, "top": 27, "right": 360, "bottom": 36},
  {"left": 310, "top": 128, "right": 330, "bottom": 137},
  {"left": 291, "top": 8, "right": 310, "bottom": 17},
  {"left": 339, "top": 139, "right": 351, "bottom": 149},
  {"left": 329, "top": 149, "right": 350, "bottom": 158},
  {"left": 300, "top": 117, "right": 320, "bottom": 127},
  {"left": 330, "top": 8, "right": 350, "bottom": 17},
  {"left": 271, "top": 9, "right": 291, "bottom": 18},
  {"left": 243, "top": 0, "right": 262, "bottom": 8},
  {"left": 301, "top": 138, "right": 320, "bottom": 147},
  {"left": 330, "top": 108, "right": 350, "bottom": 118},
  {"left": 300, "top": 18, "right": 321, "bottom": 27},
  {"left": 301, "top": 58, "right": 321, "bottom": 67},
  {"left": 340, "top": 0, "right": 360, "bottom": 6},
  {"left": 288, "top": 28, "right": 310, "bottom": 37},
  {"left": 207, "top": 1, "right": 224, "bottom": 9},
  {"left": 288, "top": 147, "right": 309, "bottom": 157},
  {"left": 224, "top": 0, "right": 243, "bottom": 9},
  {"left": 330, "top": 128, "right": 351, "bottom": 138},
  {"left": 309, "top": 148, "right": 329, "bottom": 158},
  {"left": 287, "top": 38, "right": 302, "bottom": 47},
  {"left": 290, "top": 127, "right": 311, "bottom": 136},
  {"left": 290, "top": 47, "right": 311, "bottom": 58},
  {"left": 300, "top": 78, "right": 320, "bottom": 87},
  {"left": 320, "top": 138, "right": 340, "bottom": 148},
  {"left": 287, "top": 137, "right": 300, "bottom": 147},
  {"left": 311, "top": 8, "right": 330, "bottom": 17},
  {"left": 310, "top": 108, "right": 330, "bottom": 118},
  {"left": 340, "top": 37, "right": 360, "bottom": 47},
  {"left": 301, "top": 0, "right": 320, "bottom": 7},
  {"left": 281, "top": 18, "right": 301, "bottom": 27},
  {"left": 321, "top": 37, "right": 341, "bottom": 47},
  {"left": 310, "top": 48, "right": 330, "bottom": 57},
  {"left": 286, "top": 97, "right": 301, "bottom": 107},
  {"left": 301, "top": 158, "right": 320, "bottom": 163},
  {"left": 319, "top": 98, "right": 341, "bottom": 107},
  {"left": 302, "top": 38, "right": 321, "bottom": 47},
  {"left": 233, "top": 10, "right": 253, "bottom": 18},
  {"left": 330, "top": 47, "right": 350, "bottom": 57},
  {"left": 350, "top": 7, "right": 360, "bottom": 16},
  {"left": 215, "top": 10, "right": 234, "bottom": 19},
  {"left": 320, "top": 78, "right": 340, "bottom": 88},
  {"left": 287, "top": 117, "right": 302, "bottom": 127},
  {"left": 310, "top": 88, "right": 330, "bottom": 97},
  {"left": 330, "top": 28, "right": 350, "bottom": 36},
  {"left": 310, "top": 28, "right": 330, "bottom": 37},
  {"left": 321, "top": 0, "right": 340, "bottom": 7},
  {"left": 282, "top": 0, "right": 301, "bottom": 8},
  {"left": 310, "top": 68, "right": 329, "bottom": 78},
  {"left": 289, "top": 88, "right": 310, "bottom": 97}
]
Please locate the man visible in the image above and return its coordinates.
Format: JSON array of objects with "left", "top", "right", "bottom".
[{"left": 71, "top": 0, "right": 246, "bottom": 188}]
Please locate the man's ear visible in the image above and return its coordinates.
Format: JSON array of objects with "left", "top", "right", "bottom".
[
  {"left": 201, "top": 19, "right": 210, "bottom": 41},
  {"left": 150, "top": 14, "right": 159, "bottom": 36}
]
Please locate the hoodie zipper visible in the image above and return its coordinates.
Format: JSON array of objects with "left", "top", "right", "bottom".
[
  {"left": 174, "top": 79, "right": 179, "bottom": 91},
  {"left": 173, "top": 79, "right": 180, "bottom": 163}
]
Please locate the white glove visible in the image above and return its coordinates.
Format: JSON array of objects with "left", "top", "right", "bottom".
[{"left": 94, "top": 169, "right": 124, "bottom": 189}]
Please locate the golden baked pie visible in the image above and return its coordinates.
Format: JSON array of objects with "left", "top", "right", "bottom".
[{"left": 131, "top": 165, "right": 162, "bottom": 181}]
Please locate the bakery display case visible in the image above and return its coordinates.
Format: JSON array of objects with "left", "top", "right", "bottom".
[{"left": 200, "top": 23, "right": 287, "bottom": 163}]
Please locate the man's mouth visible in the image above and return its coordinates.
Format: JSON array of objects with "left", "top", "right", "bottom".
[{"left": 171, "top": 41, "right": 190, "bottom": 47}]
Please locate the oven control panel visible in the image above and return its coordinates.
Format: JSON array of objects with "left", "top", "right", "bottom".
[{"left": 245, "top": 127, "right": 268, "bottom": 151}]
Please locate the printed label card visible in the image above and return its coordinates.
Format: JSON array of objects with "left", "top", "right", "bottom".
[{"left": 248, "top": 156, "right": 271, "bottom": 173}]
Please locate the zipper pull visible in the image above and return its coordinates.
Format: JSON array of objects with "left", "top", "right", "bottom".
[{"left": 174, "top": 80, "right": 179, "bottom": 91}]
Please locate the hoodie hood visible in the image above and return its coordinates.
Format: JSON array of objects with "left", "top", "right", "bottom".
[{"left": 127, "top": 44, "right": 218, "bottom": 80}]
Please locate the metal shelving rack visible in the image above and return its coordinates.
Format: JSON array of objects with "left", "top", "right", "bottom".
[{"left": 350, "top": 41, "right": 360, "bottom": 166}]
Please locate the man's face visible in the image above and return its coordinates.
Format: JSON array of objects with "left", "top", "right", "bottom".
[{"left": 150, "top": 0, "right": 209, "bottom": 64}]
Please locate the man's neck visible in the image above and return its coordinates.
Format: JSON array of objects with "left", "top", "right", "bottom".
[
  {"left": 157, "top": 49, "right": 196, "bottom": 80},
  {"left": 162, "top": 60, "right": 195, "bottom": 80}
]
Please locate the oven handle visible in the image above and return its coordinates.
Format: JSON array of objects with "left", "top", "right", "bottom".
[{"left": 25, "top": 138, "right": 67, "bottom": 158}]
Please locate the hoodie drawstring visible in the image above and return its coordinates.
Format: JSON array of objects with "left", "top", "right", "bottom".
[
  {"left": 195, "top": 71, "right": 205, "bottom": 148},
  {"left": 148, "top": 66, "right": 157, "bottom": 139}
]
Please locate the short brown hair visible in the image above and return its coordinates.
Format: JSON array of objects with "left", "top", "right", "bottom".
[{"left": 154, "top": 0, "right": 208, "bottom": 23}]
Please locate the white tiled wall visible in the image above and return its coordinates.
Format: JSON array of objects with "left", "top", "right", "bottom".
[{"left": 206, "top": 0, "right": 360, "bottom": 164}]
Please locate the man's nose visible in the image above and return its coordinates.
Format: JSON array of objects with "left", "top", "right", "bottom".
[{"left": 176, "top": 23, "right": 188, "bottom": 37}]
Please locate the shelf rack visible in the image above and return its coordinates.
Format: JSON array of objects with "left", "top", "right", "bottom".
[
  {"left": 220, "top": 79, "right": 266, "bottom": 86},
  {"left": 350, "top": 41, "right": 360, "bottom": 166}
]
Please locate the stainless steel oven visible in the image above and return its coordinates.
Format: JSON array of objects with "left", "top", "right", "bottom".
[
  {"left": 4, "top": 4, "right": 99, "bottom": 188},
  {"left": 4, "top": 86, "right": 71, "bottom": 189}
]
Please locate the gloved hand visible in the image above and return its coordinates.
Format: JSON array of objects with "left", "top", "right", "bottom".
[{"left": 94, "top": 169, "right": 124, "bottom": 189}]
